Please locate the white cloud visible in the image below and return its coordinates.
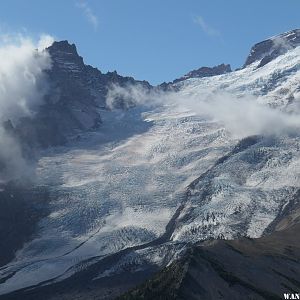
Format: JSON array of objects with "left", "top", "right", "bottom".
[
  {"left": 106, "top": 84, "right": 300, "bottom": 139},
  {"left": 0, "top": 33, "right": 53, "bottom": 181},
  {"left": 76, "top": 0, "right": 99, "bottom": 31},
  {"left": 37, "top": 34, "right": 55, "bottom": 51},
  {"left": 0, "top": 34, "right": 52, "bottom": 123},
  {"left": 194, "top": 16, "right": 220, "bottom": 37}
]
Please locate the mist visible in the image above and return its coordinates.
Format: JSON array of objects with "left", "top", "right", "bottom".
[
  {"left": 0, "top": 34, "right": 53, "bottom": 123},
  {"left": 0, "top": 34, "right": 53, "bottom": 182},
  {"left": 107, "top": 83, "right": 300, "bottom": 139}
]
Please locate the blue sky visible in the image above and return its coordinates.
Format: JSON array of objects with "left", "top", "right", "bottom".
[{"left": 1, "top": 0, "right": 299, "bottom": 84}]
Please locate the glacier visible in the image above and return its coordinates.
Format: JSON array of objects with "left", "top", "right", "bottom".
[{"left": 1, "top": 45, "right": 300, "bottom": 296}]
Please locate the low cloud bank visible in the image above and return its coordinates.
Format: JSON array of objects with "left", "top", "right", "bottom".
[
  {"left": 0, "top": 34, "right": 53, "bottom": 182},
  {"left": 107, "top": 83, "right": 300, "bottom": 138}
]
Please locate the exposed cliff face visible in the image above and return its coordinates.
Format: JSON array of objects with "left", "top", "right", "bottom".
[{"left": 243, "top": 29, "right": 300, "bottom": 68}]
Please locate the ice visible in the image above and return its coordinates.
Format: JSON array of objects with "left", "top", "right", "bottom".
[
  {"left": 1, "top": 46, "right": 300, "bottom": 295},
  {"left": 0, "top": 105, "right": 231, "bottom": 293}
]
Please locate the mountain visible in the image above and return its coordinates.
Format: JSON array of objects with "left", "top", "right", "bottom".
[
  {"left": 1, "top": 30, "right": 300, "bottom": 300},
  {"left": 0, "top": 40, "right": 151, "bottom": 278},
  {"left": 243, "top": 28, "right": 300, "bottom": 68},
  {"left": 12, "top": 40, "right": 151, "bottom": 149}
]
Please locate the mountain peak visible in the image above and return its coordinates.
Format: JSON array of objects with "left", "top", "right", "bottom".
[
  {"left": 47, "top": 40, "right": 78, "bottom": 55},
  {"left": 46, "top": 40, "right": 85, "bottom": 72},
  {"left": 243, "top": 28, "right": 300, "bottom": 68}
]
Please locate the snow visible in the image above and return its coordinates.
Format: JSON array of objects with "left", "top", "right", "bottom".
[
  {"left": 0, "top": 106, "right": 230, "bottom": 294},
  {"left": 1, "top": 46, "right": 300, "bottom": 295}
]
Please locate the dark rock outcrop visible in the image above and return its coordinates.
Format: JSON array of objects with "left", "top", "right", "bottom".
[
  {"left": 169, "top": 63, "right": 231, "bottom": 86},
  {"left": 159, "top": 63, "right": 231, "bottom": 90},
  {"left": 174, "top": 63, "right": 231, "bottom": 83},
  {"left": 243, "top": 29, "right": 300, "bottom": 68}
]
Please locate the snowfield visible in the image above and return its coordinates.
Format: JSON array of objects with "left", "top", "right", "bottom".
[{"left": 1, "top": 46, "right": 300, "bottom": 295}]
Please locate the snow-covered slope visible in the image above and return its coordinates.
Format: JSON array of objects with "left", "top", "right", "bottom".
[
  {"left": 1, "top": 38, "right": 300, "bottom": 298},
  {"left": 171, "top": 46, "right": 300, "bottom": 241}
]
